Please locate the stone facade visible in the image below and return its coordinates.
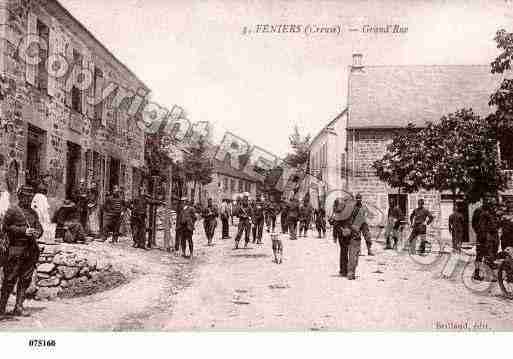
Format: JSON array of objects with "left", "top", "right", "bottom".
[
  {"left": 346, "top": 128, "right": 443, "bottom": 241},
  {"left": 0, "top": 0, "right": 148, "bottom": 214}
]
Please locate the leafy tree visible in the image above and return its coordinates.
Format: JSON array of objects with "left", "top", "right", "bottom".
[
  {"left": 285, "top": 125, "right": 311, "bottom": 170},
  {"left": 374, "top": 109, "right": 507, "bottom": 206},
  {"left": 181, "top": 136, "right": 214, "bottom": 204}
]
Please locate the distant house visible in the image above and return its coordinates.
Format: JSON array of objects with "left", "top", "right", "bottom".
[
  {"left": 203, "top": 155, "right": 260, "bottom": 205},
  {"left": 345, "top": 53, "right": 502, "bottom": 243}
]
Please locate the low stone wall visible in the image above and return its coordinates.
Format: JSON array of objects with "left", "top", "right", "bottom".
[{"left": 30, "top": 242, "right": 120, "bottom": 301}]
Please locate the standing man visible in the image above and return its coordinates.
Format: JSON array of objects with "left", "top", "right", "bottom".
[
  {"left": 251, "top": 197, "right": 265, "bottom": 244},
  {"left": 129, "top": 186, "right": 150, "bottom": 249},
  {"left": 385, "top": 201, "right": 403, "bottom": 250},
  {"left": 408, "top": 199, "right": 435, "bottom": 255},
  {"left": 315, "top": 205, "right": 327, "bottom": 238},
  {"left": 265, "top": 198, "right": 278, "bottom": 233},
  {"left": 280, "top": 199, "right": 289, "bottom": 234},
  {"left": 234, "top": 193, "right": 252, "bottom": 249},
  {"left": 299, "top": 200, "right": 313, "bottom": 237},
  {"left": 287, "top": 197, "right": 300, "bottom": 240},
  {"left": 177, "top": 197, "right": 196, "bottom": 258},
  {"left": 202, "top": 198, "right": 219, "bottom": 246},
  {"left": 475, "top": 200, "right": 499, "bottom": 280},
  {"left": 0, "top": 185, "right": 42, "bottom": 317},
  {"left": 73, "top": 179, "right": 89, "bottom": 233},
  {"left": 101, "top": 186, "right": 124, "bottom": 243},
  {"left": 220, "top": 199, "right": 231, "bottom": 239},
  {"left": 448, "top": 206, "right": 465, "bottom": 253}
]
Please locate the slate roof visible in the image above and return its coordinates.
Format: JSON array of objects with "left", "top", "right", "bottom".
[
  {"left": 213, "top": 159, "right": 261, "bottom": 183},
  {"left": 347, "top": 65, "right": 504, "bottom": 129}
]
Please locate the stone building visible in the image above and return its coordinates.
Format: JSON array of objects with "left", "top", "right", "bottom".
[
  {"left": 0, "top": 0, "right": 149, "bottom": 211},
  {"left": 345, "top": 54, "right": 501, "bottom": 243},
  {"left": 204, "top": 158, "right": 259, "bottom": 205}
]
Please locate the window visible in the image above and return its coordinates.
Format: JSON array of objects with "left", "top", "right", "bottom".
[
  {"left": 36, "top": 20, "right": 49, "bottom": 93},
  {"left": 245, "top": 181, "right": 251, "bottom": 192},
  {"left": 71, "top": 86, "right": 82, "bottom": 113},
  {"left": 71, "top": 49, "right": 83, "bottom": 113},
  {"left": 93, "top": 67, "right": 104, "bottom": 121},
  {"left": 238, "top": 179, "right": 244, "bottom": 192},
  {"left": 223, "top": 178, "right": 228, "bottom": 191},
  {"left": 230, "top": 179, "right": 235, "bottom": 192}
]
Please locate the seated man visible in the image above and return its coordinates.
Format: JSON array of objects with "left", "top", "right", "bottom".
[{"left": 52, "top": 200, "right": 86, "bottom": 244}]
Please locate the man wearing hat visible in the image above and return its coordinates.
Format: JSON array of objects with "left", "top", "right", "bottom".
[
  {"left": 0, "top": 185, "right": 42, "bottom": 317},
  {"left": 287, "top": 197, "right": 300, "bottom": 240},
  {"left": 234, "top": 193, "right": 252, "bottom": 249},
  {"left": 176, "top": 197, "right": 197, "bottom": 258},
  {"left": 408, "top": 198, "right": 434, "bottom": 255},
  {"left": 73, "top": 179, "right": 89, "bottom": 233},
  {"left": 202, "top": 198, "right": 219, "bottom": 246},
  {"left": 101, "top": 186, "right": 125, "bottom": 243},
  {"left": 128, "top": 186, "right": 152, "bottom": 249}
]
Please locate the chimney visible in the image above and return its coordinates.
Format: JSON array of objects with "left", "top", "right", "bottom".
[{"left": 351, "top": 53, "right": 363, "bottom": 71}]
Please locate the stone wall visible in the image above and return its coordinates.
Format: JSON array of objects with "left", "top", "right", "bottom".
[
  {"left": 32, "top": 242, "right": 117, "bottom": 300},
  {"left": 346, "top": 128, "right": 442, "bottom": 241}
]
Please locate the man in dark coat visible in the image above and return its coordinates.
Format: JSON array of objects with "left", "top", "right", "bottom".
[
  {"left": 177, "top": 197, "right": 196, "bottom": 258},
  {"left": 129, "top": 186, "right": 151, "bottom": 249},
  {"left": 315, "top": 206, "right": 327, "bottom": 238},
  {"left": 385, "top": 202, "right": 403, "bottom": 250},
  {"left": 408, "top": 199, "right": 434, "bottom": 255},
  {"left": 202, "top": 198, "right": 219, "bottom": 246},
  {"left": 73, "top": 179, "right": 89, "bottom": 232},
  {"left": 287, "top": 198, "right": 300, "bottom": 240},
  {"left": 0, "top": 185, "right": 42, "bottom": 317},
  {"left": 251, "top": 198, "right": 265, "bottom": 244},
  {"left": 332, "top": 195, "right": 367, "bottom": 280},
  {"left": 101, "top": 186, "right": 125, "bottom": 243},
  {"left": 448, "top": 207, "right": 465, "bottom": 253},
  {"left": 265, "top": 199, "right": 278, "bottom": 233},
  {"left": 52, "top": 199, "right": 86, "bottom": 243},
  {"left": 234, "top": 194, "right": 252, "bottom": 249},
  {"left": 299, "top": 201, "right": 313, "bottom": 237},
  {"left": 474, "top": 200, "right": 499, "bottom": 280},
  {"left": 280, "top": 199, "right": 289, "bottom": 234}
]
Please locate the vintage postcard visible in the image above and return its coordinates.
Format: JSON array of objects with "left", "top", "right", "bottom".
[{"left": 0, "top": 0, "right": 513, "bottom": 347}]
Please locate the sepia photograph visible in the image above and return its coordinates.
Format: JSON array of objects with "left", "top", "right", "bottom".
[{"left": 0, "top": 0, "right": 513, "bottom": 354}]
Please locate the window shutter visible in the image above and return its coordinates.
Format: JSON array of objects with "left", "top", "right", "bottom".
[
  {"left": 47, "top": 26, "right": 57, "bottom": 97},
  {"left": 81, "top": 52, "right": 91, "bottom": 117},
  {"left": 25, "top": 12, "right": 37, "bottom": 86},
  {"left": 64, "top": 42, "right": 73, "bottom": 107},
  {"left": 87, "top": 59, "right": 95, "bottom": 119}
]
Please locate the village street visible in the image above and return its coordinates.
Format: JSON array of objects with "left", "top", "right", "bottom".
[{"left": 1, "top": 223, "right": 513, "bottom": 331}]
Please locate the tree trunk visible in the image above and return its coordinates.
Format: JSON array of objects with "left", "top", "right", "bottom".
[{"left": 163, "top": 166, "right": 173, "bottom": 252}]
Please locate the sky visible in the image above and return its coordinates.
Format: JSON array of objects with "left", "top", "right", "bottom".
[{"left": 58, "top": 0, "right": 513, "bottom": 157}]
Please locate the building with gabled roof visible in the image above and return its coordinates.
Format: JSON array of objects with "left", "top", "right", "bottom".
[{"left": 345, "top": 54, "right": 502, "bottom": 243}]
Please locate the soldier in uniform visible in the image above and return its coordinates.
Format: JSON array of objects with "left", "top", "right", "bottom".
[
  {"left": 280, "top": 199, "right": 289, "bottom": 234},
  {"left": 473, "top": 200, "right": 499, "bottom": 281},
  {"left": 299, "top": 200, "right": 313, "bottom": 237},
  {"left": 73, "top": 179, "right": 89, "bottom": 233},
  {"left": 128, "top": 186, "right": 151, "bottom": 249},
  {"left": 234, "top": 193, "right": 252, "bottom": 249},
  {"left": 0, "top": 185, "right": 42, "bottom": 317},
  {"left": 251, "top": 197, "right": 265, "bottom": 244},
  {"left": 265, "top": 198, "right": 278, "bottom": 233},
  {"left": 408, "top": 199, "right": 434, "bottom": 255},
  {"left": 314, "top": 205, "right": 327, "bottom": 238},
  {"left": 101, "top": 186, "right": 125, "bottom": 243},
  {"left": 202, "top": 198, "right": 219, "bottom": 246},
  {"left": 177, "top": 197, "right": 197, "bottom": 258},
  {"left": 287, "top": 197, "right": 300, "bottom": 240},
  {"left": 448, "top": 206, "right": 465, "bottom": 253}
]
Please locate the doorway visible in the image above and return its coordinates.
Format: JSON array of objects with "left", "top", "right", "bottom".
[
  {"left": 66, "top": 141, "right": 82, "bottom": 199},
  {"left": 109, "top": 157, "right": 120, "bottom": 193},
  {"left": 26, "top": 125, "right": 46, "bottom": 187},
  {"left": 388, "top": 194, "right": 407, "bottom": 219}
]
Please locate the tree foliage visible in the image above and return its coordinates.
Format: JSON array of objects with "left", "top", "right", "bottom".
[
  {"left": 373, "top": 109, "right": 507, "bottom": 204},
  {"left": 181, "top": 136, "right": 214, "bottom": 203},
  {"left": 284, "top": 125, "right": 311, "bottom": 169}
]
